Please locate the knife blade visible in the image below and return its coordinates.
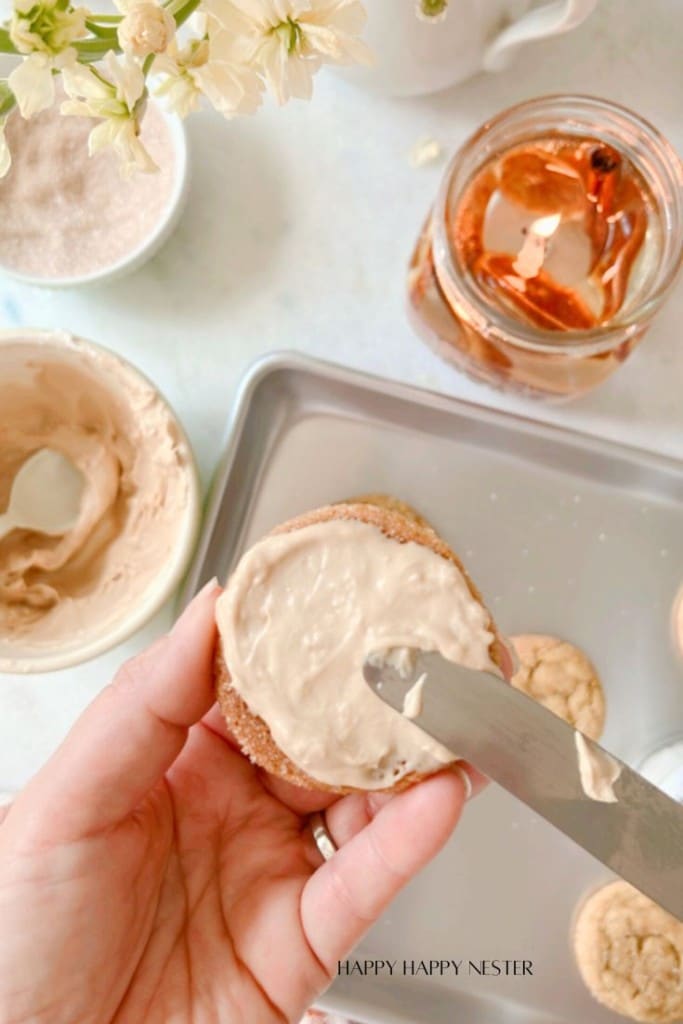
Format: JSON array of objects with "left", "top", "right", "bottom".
[{"left": 363, "top": 649, "right": 683, "bottom": 922}]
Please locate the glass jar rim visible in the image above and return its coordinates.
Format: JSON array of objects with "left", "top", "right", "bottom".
[{"left": 432, "top": 94, "right": 683, "bottom": 356}]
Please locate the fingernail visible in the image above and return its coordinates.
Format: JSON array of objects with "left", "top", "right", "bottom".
[
  {"left": 197, "top": 576, "right": 219, "bottom": 596},
  {"left": 170, "top": 579, "right": 220, "bottom": 635},
  {"left": 452, "top": 764, "right": 473, "bottom": 802}
]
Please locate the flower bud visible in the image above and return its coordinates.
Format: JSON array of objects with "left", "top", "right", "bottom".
[{"left": 118, "top": 2, "right": 175, "bottom": 58}]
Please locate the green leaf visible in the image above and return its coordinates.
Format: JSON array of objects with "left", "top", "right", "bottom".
[{"left": 0, "top": 27, "right": 19, "bottom": 54}]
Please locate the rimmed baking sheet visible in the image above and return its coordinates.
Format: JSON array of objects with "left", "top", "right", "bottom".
[{"left": 182, "top": 352, "right": 683, "bottom": 1023}]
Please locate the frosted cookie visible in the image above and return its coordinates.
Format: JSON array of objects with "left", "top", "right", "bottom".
[
  {"left": 574, "top": 881, "right": 683, "bottom": 1022},
  {"left": 215, "top": 496, "right": 508, "bottom": 794},
  {"left": 510, "top": 634, "right": 605, "bottom": 740},
  {"left": 344, "top": 493, "right": 436, "bottom": 531}
]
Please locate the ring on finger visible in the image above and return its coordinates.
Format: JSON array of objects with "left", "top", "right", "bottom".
[{"left": 309, "top": 810, "right": 338, "bottom": 861}]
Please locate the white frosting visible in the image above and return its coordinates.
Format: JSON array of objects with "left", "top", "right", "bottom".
[
  {"left": 403, "top": 673, "right": 427, "bottom": 720},
  {"left": 575, "top": 731, "right": 621, "bottom": 803},
  {"left": 368, "top": 644, "right": 418, "bottom": 679},
  {"left": 216, "top": 518, "right": 497, "bottom": 789}
]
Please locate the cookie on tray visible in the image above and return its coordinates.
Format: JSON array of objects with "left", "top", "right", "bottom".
[
  {"left": 509, "top": 633, "right": 605, "bottom": 740},
  {"left": 573, "top": 880, "right": 683, "bottom": 1023}
]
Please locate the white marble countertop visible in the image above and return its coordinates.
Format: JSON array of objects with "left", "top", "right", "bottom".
[{"left": 1, "top": 0, "right": 682, "bottom": 793}]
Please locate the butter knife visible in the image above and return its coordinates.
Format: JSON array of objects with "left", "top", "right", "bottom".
[{"left": 363, "top": 650, "right": 683, "bottom": 922}]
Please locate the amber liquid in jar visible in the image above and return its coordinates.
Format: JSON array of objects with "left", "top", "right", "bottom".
[{"left": 409, "top": 133, "right": 662, "bottom": 397}]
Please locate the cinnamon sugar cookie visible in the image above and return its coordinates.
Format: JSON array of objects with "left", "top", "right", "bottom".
[
  {"left": 574, "top": 881, "right": 683, "bottom": 1022},
  {"left": 510, "top": 634, "right": 605, "bottom": 740},
  {"left": 344, "top": 493, "right": 436, "bottom": 531}
]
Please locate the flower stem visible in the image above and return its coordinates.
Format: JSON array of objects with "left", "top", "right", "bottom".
[
  {"left": 85, "top": 20, "right": 121, "bottom": 38},
  {"left": 0, "top": 84, "right": 15, "bottom": 118},
  {"left": 73, "top": 36, "right": 120, "bottom": 61},
  {"left": 74, "top": 37, "right": 115, "bottom": 54},
  {"left": 166, "top": 0, "right": 201, "bottom": 28}
]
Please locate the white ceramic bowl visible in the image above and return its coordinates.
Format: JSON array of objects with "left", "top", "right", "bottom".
[
  {"left": 0, "top": 329, "right": 201, "bottom": 673},
  {"left": 0, "top": 100, "right": 189, "bottom": 289}
]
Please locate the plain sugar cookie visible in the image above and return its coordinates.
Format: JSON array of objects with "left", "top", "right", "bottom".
[
  {"left": 574, "top": 881, "right": 683, "bottom": 1022},
  {"left": 510, "top": 633, "right": 605, "bottom": 740}
]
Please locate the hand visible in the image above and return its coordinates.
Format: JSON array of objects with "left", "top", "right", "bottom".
[{"left": 0, "top": 583, "right": 474, "bottom": 1024}]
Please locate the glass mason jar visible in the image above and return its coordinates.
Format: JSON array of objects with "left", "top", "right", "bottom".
[
  {"left": 408, "top": 95, "right": 683, "bottom": 400},
  {"left": 640, "top": 738, "right": 683, "bottom": 803}
]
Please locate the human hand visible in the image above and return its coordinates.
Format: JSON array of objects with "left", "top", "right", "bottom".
[{"left": 0, "top": 583, "right": 474, "bottom": 1024}]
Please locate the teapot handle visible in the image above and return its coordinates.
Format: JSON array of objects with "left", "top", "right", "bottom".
[{"left": 483, "top": 0, "right": 598, "bottom": 72}]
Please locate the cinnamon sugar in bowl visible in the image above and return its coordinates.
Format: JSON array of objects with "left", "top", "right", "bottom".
[{"left": 0, "top": 98, "right": 187, "bottom": 287}]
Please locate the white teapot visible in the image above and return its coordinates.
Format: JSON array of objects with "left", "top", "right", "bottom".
[{"left": 341, "top": 0, "right": 598, "bottom": 97}]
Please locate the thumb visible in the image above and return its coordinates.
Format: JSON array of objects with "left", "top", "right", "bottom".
[
  {"left": 300, "top": 770, "right": 465, "bottom": 974},
  {"left": 12, "top": 581, "right": 220, "bottom": 844}
]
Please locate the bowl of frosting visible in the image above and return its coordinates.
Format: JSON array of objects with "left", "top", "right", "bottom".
[
  {"left": 0, "top": 96, "right": 188, "bottom": 287},
  {"left": 0, "top": 329, "right": 201, "bottom": 673}
]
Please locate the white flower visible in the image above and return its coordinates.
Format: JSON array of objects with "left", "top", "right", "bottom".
[
  {"left": 8, "top": 47, "right": 74, "bottom": 118},
  {"left": 10, "top": 0, "right": 87, "bottom": 55},
  {"left": 118, "top": 2, "right": 176, "bottom": 57},
  {"left": 154, "top": 19, "right": 263, "bottom": 119},
  {"left": 62, "top": 50, "right": 144, "bottom": 115},
  {"left": 7, "top": 0, "right": 85, "bottom": 118},
  {"left": 61, "top": 51, "right": 156, "bottom": 175},
  {"left": 205, "top": 0, "right": 372, "bottom": 105},
  {"left": 0, "top": 121, "right": 10, "bottom": 177},
  {"left": 153, "top": 40, "right": 206, "bottom": 118},
  {"left": 88, "top": 114, "right": 157, "bottom": 174}
]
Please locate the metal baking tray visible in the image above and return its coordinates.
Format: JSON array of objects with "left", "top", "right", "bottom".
[{"left": 182, "top": 352, "right": 683, "bottom": 1024}]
